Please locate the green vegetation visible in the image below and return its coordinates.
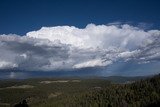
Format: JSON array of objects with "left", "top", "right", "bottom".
[
  {"left": 77, "top": 75, "right": 160, "bottom": 107},
  {"left": 0, "top": 75, "right": 159, "bottom": 107}
]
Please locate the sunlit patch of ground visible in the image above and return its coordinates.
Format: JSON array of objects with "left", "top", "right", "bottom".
[
  {"left": 48, "top": 92, "right": 62, "bottom": 99},
  {"left": 0, "top": 85, "right": 34, "bottom": 90},
  {"left": 40, "top": 80, "right": 69, "bottom": 84},
  {"left": 71, "top": 80, "right": 81, "bottom": 82},
  {"left": 40, "top": 80, "right": 81, "bottom": 84}
]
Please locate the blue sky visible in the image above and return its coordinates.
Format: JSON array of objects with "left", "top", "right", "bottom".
[
  {"left": 0, "top": 0, "right": 160, "bottom": 35},
  {"left": 0, "top": 0, "right": 160, "bottom": 78}
]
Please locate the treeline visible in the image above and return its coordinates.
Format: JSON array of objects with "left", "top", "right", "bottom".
[{"left": 75, "top": 74, "right": 160, "bottom": 107}]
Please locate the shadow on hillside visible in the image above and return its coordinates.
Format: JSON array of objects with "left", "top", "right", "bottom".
[
  {"left": 14, "top": 100, "right": 29, "bottom": 107},
  {"left": 145, "top": 102, "right": 160, "bottom": 107}
]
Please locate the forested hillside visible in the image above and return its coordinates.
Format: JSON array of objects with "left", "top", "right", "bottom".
[
  {"left": 0, "top": 74, "right": 159, "bottom": 107},
  {"left": 76, "top": 74, "right": 160, "bottom": 107}
]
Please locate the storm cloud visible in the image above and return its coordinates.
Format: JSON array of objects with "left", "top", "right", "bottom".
[{"left": 0, "top": 24, "right": 160, "bottom": 71}]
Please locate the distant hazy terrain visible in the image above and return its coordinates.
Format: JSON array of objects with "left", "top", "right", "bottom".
[{"left": 0, "top": 74, "right": 159, "bottom": 107}]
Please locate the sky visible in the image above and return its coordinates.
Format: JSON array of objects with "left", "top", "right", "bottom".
[
  {"left": 0, "top": 0, "right": 160, "bottom": 78},
  {"left": 0, "top": 0, "right": 160, "bottom": 35}
]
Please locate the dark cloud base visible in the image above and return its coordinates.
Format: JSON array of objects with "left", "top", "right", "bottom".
[{"left": 0, "top": 61, "right": 159, "bottom": 79}]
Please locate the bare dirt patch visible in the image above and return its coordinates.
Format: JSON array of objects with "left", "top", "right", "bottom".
[
  {"left": 40, "top": 80, "right": 81, "bottom": 84},
  {"left": 40, "top": 80, "right": 69, "bottom": 84},
  {"left": 71, "top": 80, "right": 81, "bottom": 82},
  {"left": 48, "top": 92, "right": 62, "bottom": 99},
  {"left": 0, "top": 85, "right": 34, "bottom": 90}
]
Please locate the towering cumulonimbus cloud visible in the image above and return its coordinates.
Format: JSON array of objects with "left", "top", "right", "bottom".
[{"left": 0, "top": 24, "right": 160, "bottom": 71}]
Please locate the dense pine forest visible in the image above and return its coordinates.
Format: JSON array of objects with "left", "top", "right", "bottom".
[
  {"left": 76, "top": 74, "right": 160, "bottom": 107},
  {"left": 0, "top": 74, "right": 159, "bottom": 107}
]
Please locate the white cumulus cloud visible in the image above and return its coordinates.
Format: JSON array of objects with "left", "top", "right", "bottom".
[{"left": 0, "top": 23, "right": 160, "bottom": 71}]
